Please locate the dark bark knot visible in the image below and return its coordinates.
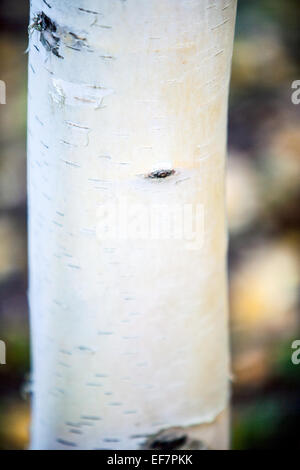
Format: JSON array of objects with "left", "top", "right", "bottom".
[
  {"left": 149, "top": 434, "right": 187, "bottom": 450},
  {"left": 30, "top": 12, "right": 56, "bottom": 33},
  {"left": 146, "top": 169, "right": 176, "bottom": 179},
  {"left": 142, "top": 428, "right": 209, "bottom": 450}
]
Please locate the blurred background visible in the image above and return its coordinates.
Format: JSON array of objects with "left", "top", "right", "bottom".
[{"left": 0, "top": 0, "right": 299, "bottom": 450}]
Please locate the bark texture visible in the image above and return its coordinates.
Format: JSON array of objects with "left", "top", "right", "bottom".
[{"left": 28, "top": 0, "right": 237, "bottom": 450}]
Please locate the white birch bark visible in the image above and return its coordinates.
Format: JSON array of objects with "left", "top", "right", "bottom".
[{"left": 27, "top": 0, "right": 237, "bottom": 450}]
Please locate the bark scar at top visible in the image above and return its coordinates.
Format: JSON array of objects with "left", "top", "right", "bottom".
[
  {"left": 29, "top": 12, "right": 62, "bottom": 58},
  {"left": 29, "top": 12, "right": 90, "bottom": 59}
]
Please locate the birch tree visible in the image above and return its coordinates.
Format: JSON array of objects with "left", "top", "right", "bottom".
[{"left": 27, "top": 0, "right": 237, "bottom": 450}]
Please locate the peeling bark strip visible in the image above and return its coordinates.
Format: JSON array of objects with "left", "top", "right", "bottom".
[
  {"left": 50, "top": 78, "right": 114, "bottom": 108},
  {"left": 28, "top": 0, "right": 237, "bottom": 450}
]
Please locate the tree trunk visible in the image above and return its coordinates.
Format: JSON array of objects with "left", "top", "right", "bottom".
[{"left": 27, "top": 0, "right": 237, "bottom": 450}]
